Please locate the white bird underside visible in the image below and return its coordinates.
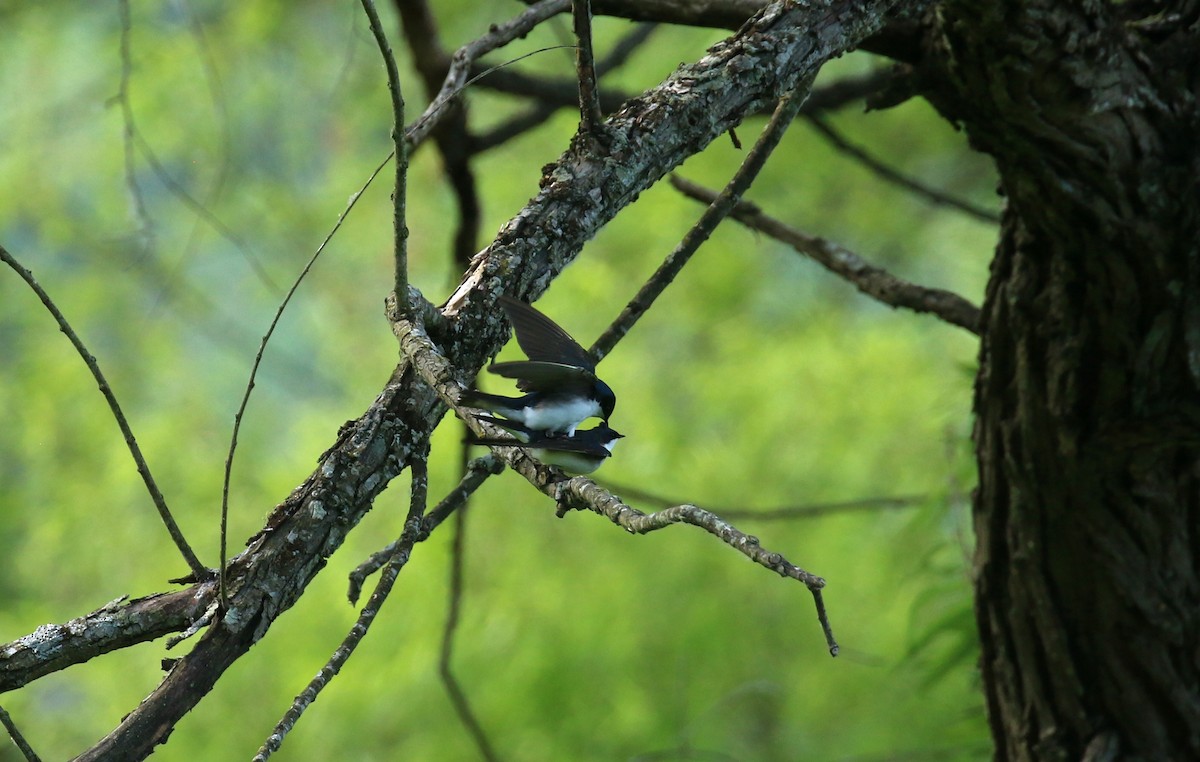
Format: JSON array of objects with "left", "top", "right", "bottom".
[{"left": 516, "top": 397, "right": 603, "bottom": 435}]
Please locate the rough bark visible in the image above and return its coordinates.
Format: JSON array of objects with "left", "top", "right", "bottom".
[{"left": 920, "top": 2, "right": 1200, "bottom": 759}]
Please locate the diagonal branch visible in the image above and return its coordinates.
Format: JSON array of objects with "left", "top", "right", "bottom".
[
  {"left": 406, "top": 0, "right": 572, "bottom": 149},
  {"left": 0, "top": 704, "right": 40, "bottom": 762},
  {"left": 806, "top": 114, "right": 1001, "bottom": 224},
  {"left": 588, "top": 79, "right": 812, "bottom": 362},
  {"left": 670, "top": 175, "right": 983, "bottom": 334},
  {"left": 0, "top": 245, "right": 208, "bottom": 580}
]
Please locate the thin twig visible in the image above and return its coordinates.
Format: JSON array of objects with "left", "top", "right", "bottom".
[
  {"left": 253, "top": 452, "right": 430, "bottom": 762},
  {"left": 589, "top": 80, "right": 813, "bottom": 361},
  {"left": 0, "top": 704, "right": 42, "bottom": 762},
  {"left": 405, "top": 0, "right": 571, "bottom": 148},
  {"left": 219, "top": 152, "right": 395, "bottom": 603},
  {"left": 0, "top": 245, "right": 208, "bottom": 580},
  {"left": 472, "top": 23, "right": 654, "bottom": 153},
  {"left": 598, "top": 480, "right": 928, "bottom": 520},
  {"left": 806, "top": 114, "right": 1001, "bottom": 224},
  {"left": 554, "top": 479, "right": 839, "bottom": 656},
  {"left": 360, "top": 0, "right": 410, "bottom": 310},
  {"left": 669, "top": 175, "right": 983, "bottom": 334},
  {"left": 348, "top": 454, "right": 504, "bottom": 603},
  {"left": 439, "top": 499, "right": 499, "bottom": 761},
  {"left": 572, "top": 0, "right": 606, "bottom": 135},
  {"left": 394, "top": 0, "right": 481, "bottom": 270}
]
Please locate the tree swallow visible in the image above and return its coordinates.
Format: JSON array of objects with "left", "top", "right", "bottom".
[
  {"left": 468, "top": 413, "right": 624, "bottom": 474},
  {"left": 461, "top": 295, "right": 616, "bottom": 435}
]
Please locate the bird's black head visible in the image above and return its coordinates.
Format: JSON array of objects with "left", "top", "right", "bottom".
[{"left": 595, "top": 379, "right": 617, "bottom": 422}]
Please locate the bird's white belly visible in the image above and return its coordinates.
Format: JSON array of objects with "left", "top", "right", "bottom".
[{"left": 521, "top": 398, "right": 601, "bottom": 434}]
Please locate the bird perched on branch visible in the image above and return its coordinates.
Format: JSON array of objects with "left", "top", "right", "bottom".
[
  {"left": 468, "top": 414, "right": 623, "bottom": 474},
  {"left": 461, "top": 295, "right": 615, "bottom": 436}
]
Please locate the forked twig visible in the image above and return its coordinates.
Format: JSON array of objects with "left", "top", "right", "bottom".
[
  {"left": 348, "top": 454, "right": 504, "bottom": 603},
  {"left": 253, "top": 452, "right": 430, "bottom": 761}
]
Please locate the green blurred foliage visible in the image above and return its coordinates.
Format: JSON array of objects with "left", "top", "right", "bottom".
[{"left": 0, "top": 2, "right": 996, "bottom": 760}]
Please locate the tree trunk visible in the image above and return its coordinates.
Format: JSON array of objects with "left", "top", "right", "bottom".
[{"left": 925, "top": 2, "right": 1200, "bottom": 758}]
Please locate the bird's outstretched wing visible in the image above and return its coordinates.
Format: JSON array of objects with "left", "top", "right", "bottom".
[
  {"left": 499, "top": 295, "right": 594, "bottom": 370},
  {"left": 487, "top": 360, "right": 599, "bottom": 394}
]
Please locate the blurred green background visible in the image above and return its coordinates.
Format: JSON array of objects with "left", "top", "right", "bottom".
[{"left": 0, "top": 1, "right": 995, "bottom": 759}]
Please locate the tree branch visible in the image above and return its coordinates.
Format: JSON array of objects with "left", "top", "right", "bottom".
[
  {"left": 0, "top": 588, "right": 214, "bottom": 693},
  {"left": 669, "top": 175, "right": 982, "bottom": 334},
  {"left": 806, "top": 114, "right": 1000, "bottom": 224},
  {"left": 0, "top": 245, "right": 209, "bottom": 581},
  {"left": 589, "top": 79, "right": 812, "bottom": 361},
  {"left": 253, "top": 451, "right": 430, "bottom": 760}
]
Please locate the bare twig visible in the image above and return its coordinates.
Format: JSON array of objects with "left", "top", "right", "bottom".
[
  {"left": 219, "top": 152, "right": 398, "bottom": 603},
  {"left": 406, "top": 0, "right": 571, "bottom": 148},
  {"left": 254, "top": 452, "right": 430, "bottom": 762},
  {"left": 806, "top": 114, "right": 1001, "bottom": 224},
  {"left": 572, "top": 0, "right": 606, "bottom": 135},
  {"left": 0, "top": 704, "right": 42, "bottom": 762},
  {"left": 394, "top": 0, "right": 481, "bottom": 269},
  {"left": 0, "top": 245, "right": 208, "bottom": 580},
  {"left": 589, "top": 80, "right": 813, "bottom": 362},
  {"left": 439, "top": 505, "right": 499, "bottom": 761},
  {"left": 360, "top": 0, "right": 411, "bottom": 309},
  {"left": 348, "top": 454, "right": 503, "bottom": 603},
  {"left": 554, "top": 480, "right": 838, "bottom": 656},
  {"left": 669, "top": 175, "right": 983, "bottom": 334},
  {"left": 598, "top": 480, "right": 928, "bottom": 520}
]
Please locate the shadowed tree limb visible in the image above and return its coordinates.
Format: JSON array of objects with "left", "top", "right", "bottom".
[
  {"left": 394, "top": 0, "right": 481, "bottom": 269},
  {"left": 670, "top": 175, "right": 982, "bottom": 334},
  {"left": 806, "top": 114, "right": 1001, "bottom": 224}
]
